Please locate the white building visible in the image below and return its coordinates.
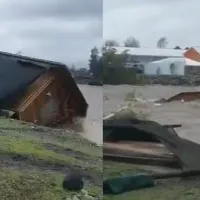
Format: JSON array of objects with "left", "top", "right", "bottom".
[
  {"left": 113, "top": 47, "right": 186, "bottom": 72},
  {"left": 144, "top": 57, "right": 200, "bottom": 75}
]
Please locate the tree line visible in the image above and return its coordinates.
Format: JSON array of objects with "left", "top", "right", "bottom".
[
  {"left": 69, "top": 36, "right": 191, "bottom": 84},
  {"left": 104, "top": 36, "right": 190, "bottom": 50}
]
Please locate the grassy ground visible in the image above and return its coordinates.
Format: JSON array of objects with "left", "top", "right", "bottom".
[
  {"left": 103, "top": 107, "right": 200, "bottom": 200},
  {"left": 0, "top": 118, "right": 102, "bottom": 200},
  {"left": 103, "top": 161, "right": 200, "bottom": 200}
]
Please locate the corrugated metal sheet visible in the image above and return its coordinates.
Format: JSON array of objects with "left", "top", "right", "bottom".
[{"left": 112, "top": 46, "right": 186, "bottom": 57}]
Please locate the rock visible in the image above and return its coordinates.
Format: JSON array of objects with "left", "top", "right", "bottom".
[{"left": 63, "top": 170, "right": 84, "bottom": 191}]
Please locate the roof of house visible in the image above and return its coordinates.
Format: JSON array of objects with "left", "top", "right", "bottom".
[
  {"left": 0, "top": 50, "right": 66, "bottom": 67},
  {"left": 112, "top": 46, "right": 186, "bottom": 57},
  {"left": 185, "top": 58, "right": 200, "bottom": 66},
  {"left": 0, "top": 55, "right": 46, "bottom": 109},
  {"left": 149, "top": 57, "right": 200, "bottom": 66}
]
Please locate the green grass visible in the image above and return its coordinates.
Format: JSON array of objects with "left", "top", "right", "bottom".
[
  {"left": 0, "top": 136, "right": 100, "bottom": 173},
  {"left": 0, "top": 118, "right": 102, "bottom": 200},
  {"left": 0, "top": 168, "right": 101, "bottom": 200},
  {"left": 103, "top": 161, "right": 200, "bottom": 200}
]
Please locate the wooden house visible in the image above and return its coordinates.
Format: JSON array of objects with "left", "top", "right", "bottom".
[{"left": 0, "top": 51, "right": 88, "bottom": 126}]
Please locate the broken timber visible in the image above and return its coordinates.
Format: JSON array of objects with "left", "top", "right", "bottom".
[{"left": 103, "top": 119, "right": 200, "bottom": 170}]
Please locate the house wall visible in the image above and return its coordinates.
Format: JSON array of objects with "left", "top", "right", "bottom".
[
  {"left": 184, "top": 65, "right": 200, "bottom": 75},
  {"left": 184, "top": 48, "right": 200, "bottom": 62},
  {"left": 144, "top": 59, "right": 185, "bottom": 75},
  {"left": 14, "top": 70, "right": 76, "bottom": 126}
]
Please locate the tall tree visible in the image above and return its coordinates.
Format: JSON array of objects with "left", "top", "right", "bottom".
[
  {"left": 157, "top": 37, "right": 168, "bottom": 48},
  {"left": 102, "top": 48, "right": 127, "bottom": 78},
  {"left": 89, "top": 46, "right": 101, "bottom": 78},
  {"left": 124, "top": 36, "right": 140, "bottom": 47},
  {"left": 104, "top": 39, "right": 119, "bottom": 47},
  {"left": 174, "top": 46, "right": 181, "bottom": 49}
]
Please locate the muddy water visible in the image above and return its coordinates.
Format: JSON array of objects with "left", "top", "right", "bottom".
[
  {"left": 78, "top": 85, "right": 103, "bottom": 145},
  {"left": 104, "top": 85, "right": 200, "bottom": 144}
]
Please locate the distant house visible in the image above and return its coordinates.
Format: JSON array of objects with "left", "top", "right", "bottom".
[
  {"left": 113, "top": 46, "right": 186, "bottom": 73},
  {"left": 187, "top": 47, "right": 200, "bottom": 62},
  {"left": 144, "top": 57, "right": 200, "bottom": 76},
  {"left": 0, "top": 51, "right": 88, "bottom": 126}
]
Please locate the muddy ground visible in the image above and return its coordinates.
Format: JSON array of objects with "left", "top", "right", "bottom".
[{"left": 0, "top": 119, "right": 102, "bottom": 200}]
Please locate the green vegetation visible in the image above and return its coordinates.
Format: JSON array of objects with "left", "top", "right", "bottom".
[
  {"left": 0, "top": 119, "right": 102, "bottom": 200},
  {"left": 102, "top": 47, "right": 147, "bottom": 85},
  {"left": 104, "top": 161, "right": 200, "bottom": 200}
]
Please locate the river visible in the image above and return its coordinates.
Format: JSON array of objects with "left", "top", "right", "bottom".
[
  {"left": 78, "top": 84, "right": 200, "bottom": 145},
  {"left": 78, "top": 84, "right": 103, "bottom": 145},
  {"left": 103, "top": 85, "right": 200, "bottom": 144}
]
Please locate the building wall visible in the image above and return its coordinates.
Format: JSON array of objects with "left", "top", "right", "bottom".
[
  {"left": 15, "top": 71, "right": 76, "bottom": 126},
  {"left": 184, "top": 48, "right": 200, "bottom": 62},
  {"left": 125, "top": 55, "right": 172, "bottom": 73},
  {"left": 126, "top": 55, "right": 168, "bottom": 66},
  {"left": 184, "top": 65, "right": 200, "bottom": 75},
  {"left": 144, "top": 59, "right": 185, "bottom": 75},
  {"left": 18, "top": 76, "right": 62, "bottom": 125}
]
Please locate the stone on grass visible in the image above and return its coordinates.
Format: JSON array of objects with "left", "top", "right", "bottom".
[{"left": 63, "top": 170, "right": 84, "bottom": 191}]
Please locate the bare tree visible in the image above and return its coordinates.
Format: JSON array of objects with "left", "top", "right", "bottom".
[
  {"left": 124, "top": 36, "right": 140, "bottom": 47},
  {"left": 157, "top": 37, "right": 168, "bottom": 48}
]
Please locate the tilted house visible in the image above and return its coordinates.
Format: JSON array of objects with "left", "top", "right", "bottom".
[{"left": 0, "top": 51, "right": 88, "bottom": 126}]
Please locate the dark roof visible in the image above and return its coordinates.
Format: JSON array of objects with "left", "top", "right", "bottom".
[
  {"left": 0, "top": 51, "right": 67, "bottom": 108},
  {"left": 0, "top": 56, "right": 46, "bottom": 109},
  {"left": 0, "top": 50, "right": 66, "bottom": 67}
]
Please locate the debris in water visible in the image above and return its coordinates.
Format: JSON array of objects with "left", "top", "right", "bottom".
[{"left": 155, "top": 92, "right": 200, "bottom": 103}]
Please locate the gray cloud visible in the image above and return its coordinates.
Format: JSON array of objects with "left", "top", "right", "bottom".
[
  {"left": 0, "top": 0, "right": 102, "bottom": 68},
  {"left": 103, "top": 0, "right": 200, "bottom": 48},
  {"left": 0, "top": 0, "right": 102, "bottom": 21}
]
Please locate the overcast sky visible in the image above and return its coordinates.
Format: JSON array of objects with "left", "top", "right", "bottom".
[
  {"left": 0, "top": 0, "right": 102, "bottom": 68},
  {"left": 103, "top": 0, "right": 200, "bottom": 49}
]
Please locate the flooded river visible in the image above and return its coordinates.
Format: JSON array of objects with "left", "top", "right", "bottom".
[
  {"left": 104, "top": 85, "right": 200, "bottom": 144},
  {"left": 78, "top": 84, "right": 200, "bottom": 145},
  {"left": 79, "top": 84, "right": 103, "bottom": 145}
]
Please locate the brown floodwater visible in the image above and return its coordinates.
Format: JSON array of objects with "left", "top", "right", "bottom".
[
  {"left": 103, "top": 85, "right": 200, "bottom": 144},
  {"left": 78, "top": 84, "right": 103, "bottom": 145}
]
